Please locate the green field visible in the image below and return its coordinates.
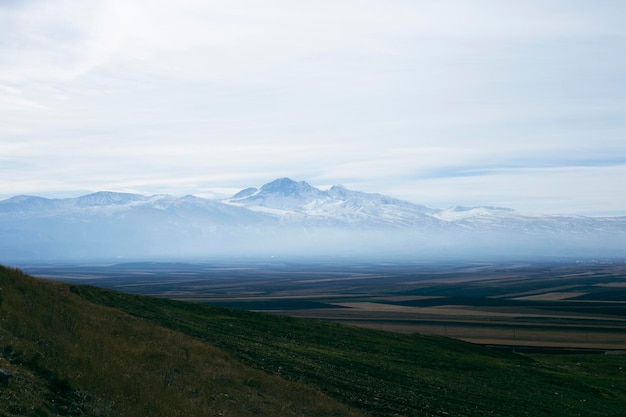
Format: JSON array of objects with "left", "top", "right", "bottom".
[{"left": 2, "top": 265, "right": 625, "bottom": 416}]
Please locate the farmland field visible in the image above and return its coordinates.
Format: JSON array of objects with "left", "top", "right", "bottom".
[{"left": 21, "top": 259, "right": 626, "bottom": 350}]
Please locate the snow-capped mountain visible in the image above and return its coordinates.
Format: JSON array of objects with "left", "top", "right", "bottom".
[
  {"left": 0, "top": 192, "right": 144, "bottom": 211},
  {"left": 0, "top": 191, "right": 269, "bottom": 222},
  {"left": 226, "top": 178, "right": 439, "bottom": 227},
  {"left": 1, "top": 178, "right": 625, "bottom": 261},
  {"left": 226, "top": 178, "right": 626, "bottom": 235},
  {"left": 227, "top": 178, "right": 327, "bottom": 214},
  {"left": 0, "top": 191, "right": 277, "bottom": 260}
]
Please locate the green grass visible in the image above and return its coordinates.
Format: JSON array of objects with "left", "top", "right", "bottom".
[{"left": 2, "top": 265, "right": 625, "bottom": 417}]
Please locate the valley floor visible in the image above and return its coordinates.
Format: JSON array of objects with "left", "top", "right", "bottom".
[{"left": 21, "top": 259, "right": 626, "bottom": 350}]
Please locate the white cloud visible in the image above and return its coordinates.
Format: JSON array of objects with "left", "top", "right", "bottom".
[
  {"left": 403, "top": 1, "right": 619, "bottom": 39},
  {"left": 0, "top": 1, "right": 625, "bottom": 214},
  {"left": 0, "top": 0, "right": 125, "bottom": 83},
  {"left": 0, "top": 0, "right": 409, "bottom": 83}
]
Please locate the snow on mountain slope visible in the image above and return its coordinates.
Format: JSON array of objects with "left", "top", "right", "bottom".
[
  {"left": 0, "top": 195, "right": 64, "bottom": 212},
  {"left": 0, "top": 191, "right": 278, "bottom": 260},
  {"left": 1, "top": 177, "right": 625, "bottom": 260},
  {"left": 0, "top": 192, "right": 262, "bottom": 219},
  {"left": 433, "top": 206, "right": 515, "bottom": 222},
  {"left": 226, "top": 178, "right": 439, "bottom": 227},
  {"left": 431, "top": 205, "right": 626, "bottom": 235},
  {"left": 227, "top": 178, "right": 325, "bottom": 212},
  {"left": 0, "top": 192, "right": 145, "bottom": 214},
  {"left": 2, "top": 179, "right": 625, "bottom": 235},
  {"left": 75, "top": 191, "right": 145, "bottom": 207}
]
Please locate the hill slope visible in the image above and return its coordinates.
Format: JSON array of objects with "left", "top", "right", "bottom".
[
  {"left": 1, "top": 266, "right": 625, "bottom": 416},
  {"left": 0, "top": 266, "right": 365, "bottom": 417}
]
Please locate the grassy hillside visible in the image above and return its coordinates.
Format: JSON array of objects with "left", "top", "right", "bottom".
[
  {"left": 0, "top": 266, "right": 366, "bottom": 417},
  {"left": 1, "top": 265, "right": 625, "bottom": 417}
]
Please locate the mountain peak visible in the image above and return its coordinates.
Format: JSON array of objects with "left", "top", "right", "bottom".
[
  {"left": 0, "top": 195, "right": 56, "bottom": 212},
  {"left": 328, "top": 184, "right": 350, "bottom": 198},
  {"left": 75, "top": 191, "right": 144, "bottom": 207},
  {"left": 2, "top": 195, "right": 48, "bottom": 203},
  {"left": 259, "top": 178, "right": 317, "bottom": 196}
]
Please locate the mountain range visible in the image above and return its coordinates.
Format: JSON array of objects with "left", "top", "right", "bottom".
[{"left": 1, "top": 178, "right": 625, "bottom": 261}]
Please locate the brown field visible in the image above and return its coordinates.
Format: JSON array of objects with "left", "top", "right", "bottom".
[{"left": 513, "top": 291, "right": 588, "bottom": 300}]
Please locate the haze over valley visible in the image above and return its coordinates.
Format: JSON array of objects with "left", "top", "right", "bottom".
[{"left": 2, "top": 178, "right": 625, "bottom": 262}]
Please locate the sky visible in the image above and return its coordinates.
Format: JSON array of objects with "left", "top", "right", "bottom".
[{"left": 1, "top": 0, "right": 625, "bottom": 216}]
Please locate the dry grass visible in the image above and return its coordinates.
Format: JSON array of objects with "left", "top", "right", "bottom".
[{"left": 0, "top": 266, "right": 367, "bottom": 417}]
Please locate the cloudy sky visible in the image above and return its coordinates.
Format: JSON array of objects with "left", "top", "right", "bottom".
[{"left": 1, "top": 0, "right": 625, "bottom": 215}]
